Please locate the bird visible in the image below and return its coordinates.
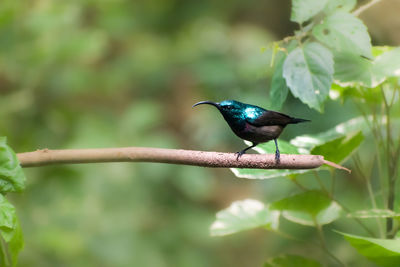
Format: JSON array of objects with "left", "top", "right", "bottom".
[{"left": 192, "top": 100, "right": 310, "bottom": 162}]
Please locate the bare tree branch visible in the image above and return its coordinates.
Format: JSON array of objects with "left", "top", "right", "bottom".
[{"left": 17, "top": 147, "right": 350, "bottom": 172}]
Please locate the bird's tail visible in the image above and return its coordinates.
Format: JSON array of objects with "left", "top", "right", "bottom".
[{"left": 290, "top": 117, "right": 310, "bottom": 124}]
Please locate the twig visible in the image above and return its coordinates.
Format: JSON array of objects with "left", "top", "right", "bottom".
[
  {"left": 353, "top": 0, "right": 382, "bottom": 16},
  {"left": 323, "top": 160, "right": 351, "bottom": 173},
  {"left": 16, "top": 147, "right": 349, "bottom": 171}
]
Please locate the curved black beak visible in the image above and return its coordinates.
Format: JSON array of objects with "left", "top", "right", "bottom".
[{"left": 192, "top": 101, "right": 220, "bottom": 108}]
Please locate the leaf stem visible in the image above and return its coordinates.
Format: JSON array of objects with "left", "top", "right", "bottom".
[
  {"left": 313, "top": 171, "right": 330, "bottom": 196},
  {"left": 381, "top": 86, "right": 397, "bottom": 238},
  {"left": 353, "top": 98, "right": 386, "bottom": 209},
  {"left": 290, "top": 178, "right": 308, "bottom": 191},
  {"left": 313, "top": 219, "right": 346, "bottom": 267},
  {"left": 353, "top": 154, "right": 384, "bottom": 238}
]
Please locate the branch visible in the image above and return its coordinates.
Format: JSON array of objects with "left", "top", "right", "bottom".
[
  {"left": 17, "top": 147, "right": 350, "bottom": 172},
  {"left": 353, "top": 0, "right": 382, "bottom": 16}
]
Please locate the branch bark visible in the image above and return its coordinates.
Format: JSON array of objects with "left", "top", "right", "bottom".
[{"left": 17, "top": 147, "right": 350, "bottom": 172}]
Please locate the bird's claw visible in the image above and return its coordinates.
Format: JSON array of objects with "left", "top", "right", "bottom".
[
  {"left": 275, "top": 150, "right": 280, "bottom": 164},
  {"left": 235, "top": 151, "right": 244, "bottom": 161}
]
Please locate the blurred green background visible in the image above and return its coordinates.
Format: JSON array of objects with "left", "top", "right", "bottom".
[{"left": 1, "top": 0, "right": 399, "bottom": 266}]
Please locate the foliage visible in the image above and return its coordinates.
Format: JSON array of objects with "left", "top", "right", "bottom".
[
  {"left": 212, "top": 0, "right": 400, "bottom": 266},
  {"left": 1, "top": 0, "right": 276, "bottom": 266},
  {"left": 264, "top": 254, "right": 322, "bottom": 267},
  {"left": 337, "top": 231, "right": 400, "bottom": 266},
  {"left": 0, "top": 138, "right": 25, "bottom": 266},
  {"left": 210, "top": 199, "right": 279, "bottom": 236},
  {"left": 1, "top": 0, "right": 400, "bottom": 266}
]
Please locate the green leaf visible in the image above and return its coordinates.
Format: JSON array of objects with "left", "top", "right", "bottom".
[
  {"left": 283, "top": 42, "right": 334, "bottom": 112},
  {"left": 0, "top": 194, "right": 16, "bottom": 233},
  {"left": 290, "top": 0, "right": 328, "bottom": 24},
  {"left": 347, "top": 209, "right": 400, "bottom": 219},
  {"left": 337, "top": 231, "right": 400, "bottom": 267},
  {"left": 372, "top": 47, "right": 400, "bottom": 82},
  {"left": 271, "top": 190, "right": 342, "bottom": 226},
  {"left": 333, "top": 51, "right": 373, "bottom": 87},
  {"left": 269, "top": 51, "right": 289, "bottom": 110},
  {"left": 333, "top": 46, "right": 400, "bottom": 88},
  {"left": 264, "top": 254, "right": 322, "bottom": 267},
  {"left": 210, "top": 199, "right": 279, "bottom": 236},
  {"left": 3, "top": 220, "right": 23, "bottom": 266},
  {"left": 0, "top": 194, "right": 24, "bottom": 266},
  {"left": 323, "top": 0, "right": 356, "bottom": 14},
  {"left": 311, "top": 131, "right": 364, "bottom": 164},
  {"left": 291, "top": 117, "right": 367, "bottom": 152},
  {"left": 312, "top": 12, "right": 372, "bottom": 58},
  {"left": 0, "top": 137, "right": 26, "bottom": 193},
  {"left": 269, "top": 41, "right": 298, "bottom": 110}
]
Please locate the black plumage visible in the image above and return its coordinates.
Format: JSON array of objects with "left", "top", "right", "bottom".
[{"left": 193, "top": 100, "right": 310, "bottom": 162}]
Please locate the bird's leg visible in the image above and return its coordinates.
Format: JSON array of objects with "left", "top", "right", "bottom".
[
  {"left": 274, "top": 139, "right": 280, "bottom": 163},
  {"left": 235, "top": 143, "right": 258, "bottom": 160}
]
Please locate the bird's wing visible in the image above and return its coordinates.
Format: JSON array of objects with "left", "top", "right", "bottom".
[{"left": 246, "top": 110, "right": 293, "bottom": 126}]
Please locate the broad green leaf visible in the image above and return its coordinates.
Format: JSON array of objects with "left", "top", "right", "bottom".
[
  {"left": 269, "top": 41, "right": 298, "bottom": 110},
  {"left": 291, "top": 117, "right": 367, "bottom": 152},
  {"left": 271, "top": 190, "right": 342, "bottom": 226},
  {"left": 373, "top": 47, "right": 400, "bottom": 82},
  {"left": 323, "top": 0, "right": 356, "bottom": 14},
  {"left": 231, "top": 140, "right": 312, "bottom": 179},
  {"left": 0, "top": 194, "right": 16, "bottom": 233},
  {"left": 264, "top": 254, "right": 322, "bottom": 267},
  {"left": 337, "top": 231, "right": 400, "bottom": 267},
  {"left": 290, "top": 0, "right": 328, "bottom": 24},
  {"left": 333, "top": 51, "right": 373, "bottom": 87},
  {"left": 283, "top": 42, "right": 334, "bottom": 112},
  {"left": 3, "top": 219, "right": 23, "bottom": 266},
  {"left": 269, "top": 51, "right": 289, "bottom": 110},
  {"left": 0, "top": 137, "right": 26, "bottom": 193},
  {"left": 313, "top": 12, "right": 372, "bottom": 58},
  {"left": 334, "top": 46, "right": 400, "bottom": 88},
  {"left": 0, "top": 194, "right": 23, "bottom": 266},
  {"left": 311, "top": 131, "right": 364, "bottom": 164},
  {"left": 210, "top": 199, "right": 279, "bottom": 236},
  {"left": 348, "top": 209, "right": 400, "bottom": 219}
]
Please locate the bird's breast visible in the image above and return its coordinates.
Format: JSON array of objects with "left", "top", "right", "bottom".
[{"left": 237, "top": 124, "right": 284, "bottom": 143}]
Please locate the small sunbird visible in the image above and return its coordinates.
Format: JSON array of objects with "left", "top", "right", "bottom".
[{"left": 193, "top": 100, "right": 310, "bottom": 162}]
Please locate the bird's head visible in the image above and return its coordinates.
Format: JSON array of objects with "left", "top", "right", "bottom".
[
  {"left": 193, "top": 100, "right": 243, "bottom": 110},
  {"left": 192, "top": 100, "right": 245, "bottom": 122}
]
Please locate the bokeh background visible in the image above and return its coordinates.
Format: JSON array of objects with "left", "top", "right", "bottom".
[{"left": 1, "top": 0, "right": 400, "bottom": 266}]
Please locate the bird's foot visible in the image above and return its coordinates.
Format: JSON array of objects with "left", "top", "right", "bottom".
[
  {"left": 235, "top": 150, "right": 245, "bottom": 161},
  {"left": 275, "top": 150, "right": 280, "bottom": 164}
]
